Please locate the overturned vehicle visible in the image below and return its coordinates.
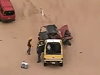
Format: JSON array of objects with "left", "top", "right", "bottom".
[{"left": 38, "top": 24, "right": 73, "bottom": 45}]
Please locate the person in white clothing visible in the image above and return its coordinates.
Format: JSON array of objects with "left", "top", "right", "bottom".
[{"left": 40, "top": 8, "right": 45, "bottom": 16}]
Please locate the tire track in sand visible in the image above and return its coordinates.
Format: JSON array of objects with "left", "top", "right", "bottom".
[{"left": 23, "top": 0, "right": 39, "bottom": 18}]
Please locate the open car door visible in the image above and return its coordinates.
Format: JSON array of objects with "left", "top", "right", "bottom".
[
  {"left": 59, "top": 25, "right": 68, "bottom": 37},
  {"left": 59, "top": 25, "right": 73, "bottom": 45}
]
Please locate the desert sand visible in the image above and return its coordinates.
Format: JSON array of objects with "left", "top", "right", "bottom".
[{"left": 0, "top": 0, "right": 100, "bottom": 75}]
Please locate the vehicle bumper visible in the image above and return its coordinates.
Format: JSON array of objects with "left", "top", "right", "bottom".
[
  {"left": 1, "top": 19, "right": 15, "bottom": 23},
  {"left": 44, "top": 60, "right": 63, "bottom": 64}
]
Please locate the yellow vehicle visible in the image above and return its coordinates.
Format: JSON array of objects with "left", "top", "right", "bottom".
[{"left": 43, "top": 39, "right": 63, "bottom": 66}]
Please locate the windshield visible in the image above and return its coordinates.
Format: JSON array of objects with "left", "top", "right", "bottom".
[
  {"left": 46, "top": 42, "right": 61, "bottom": 55},
  {"left": 4, "top": 11, "right": 15, "bottom": 16}
]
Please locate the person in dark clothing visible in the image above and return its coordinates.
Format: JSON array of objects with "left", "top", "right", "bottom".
[
  {"left": 27, "top": 38, "right": 32, "bottom": 55},
  {"left": 37, "top": 41, "right": 45, "bottom": 63}
]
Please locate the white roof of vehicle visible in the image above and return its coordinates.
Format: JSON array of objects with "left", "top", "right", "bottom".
[{"left": 46, "top": 39, "right": 62, "bottom": 43}]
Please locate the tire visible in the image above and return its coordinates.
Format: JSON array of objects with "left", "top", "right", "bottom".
[
  {"left": 44, "top": 63, "right": 47, "bottom": 66},
  {"left": 63, "top": 40, "right": 71, "bottom": 46},
  {"left": 67, "top": 40, "right": 71, "bottom": 46},
  {"left": 59, "top": 63, "right": 63, "bottom": 67}
]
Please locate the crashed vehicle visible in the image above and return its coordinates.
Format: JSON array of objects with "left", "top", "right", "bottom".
[
  {"left": 37, "top": 24, "right": 73, "bottom": 66},
  {"left": 38, "top": 24, "right": 73, "bottom": 45}
]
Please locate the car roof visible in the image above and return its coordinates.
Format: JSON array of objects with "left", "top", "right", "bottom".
[{"left": 0, "top": 0, "right": 14, "bottom": 11}]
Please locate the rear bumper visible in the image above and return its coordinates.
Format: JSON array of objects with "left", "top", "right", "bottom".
[
  {"left": 1, "top": 19, "right": 15, "bottom": 23},
  {"left": 44, "top": 61, "right": 63, "bottom": 65},
  {"left": 44, "top": 60, "right": 63, "bottom": 64}
]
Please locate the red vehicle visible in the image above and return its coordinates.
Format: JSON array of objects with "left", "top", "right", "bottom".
[{"left": 0, "top": 0, "right": 15, "bottom": 22}]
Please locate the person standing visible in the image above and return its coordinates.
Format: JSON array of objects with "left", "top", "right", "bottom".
[
  {"left": 40, "top": 8, "right": 45, "bottom": 16},
  {"left": 37, "top": 41, "right": 45, "bottom": 63},
  {"left": 27, "top": 37, "right": 32, "bottom": 55}
]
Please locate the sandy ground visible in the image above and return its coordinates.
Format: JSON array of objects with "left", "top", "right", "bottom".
[{"left": 0, "top": 0, "right": 100, "bottom": 75}]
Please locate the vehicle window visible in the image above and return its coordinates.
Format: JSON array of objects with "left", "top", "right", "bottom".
[
  {"left": 4, "top": 11, "right": 15, "bottom": 16},
  {"left": 46, "top": 42, "right": 61, "bottom": 55}
]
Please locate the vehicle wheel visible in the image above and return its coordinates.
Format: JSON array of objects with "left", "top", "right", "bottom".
[
  {"left": 63, "top": 40, "right": 71, "bottom": 46},
  {"left": 67, "top": 40, "right": 71, "bottom": 46},
  {"left": 44, "top": 63, "right": 47, "bottom": 66},
  {"left": 59, "top": 63, "right": 63, "bottom": 66}
]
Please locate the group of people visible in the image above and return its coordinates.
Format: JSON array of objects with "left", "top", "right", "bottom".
[
  {"left": 26, "top": 29, "right": 72, "bottom": 63},
  {"left": 27, "top": 38, "right": 45, "bottom": 63}
]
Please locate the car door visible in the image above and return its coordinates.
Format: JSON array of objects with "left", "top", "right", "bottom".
[{"left": 59, "top": 25, "right": 69, "bottom": 38}]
